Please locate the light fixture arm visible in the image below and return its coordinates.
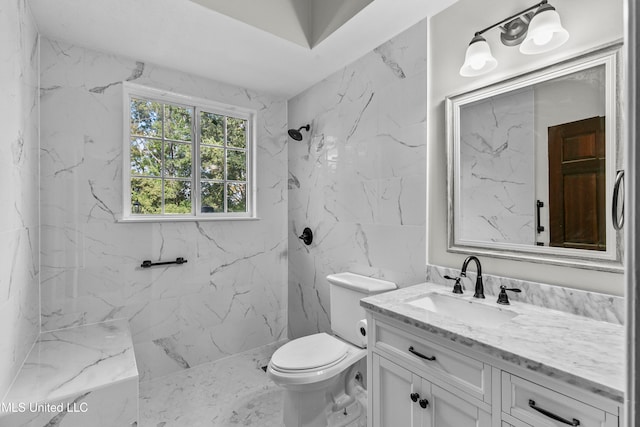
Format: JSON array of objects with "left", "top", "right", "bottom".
[{"left": 474, "top": 0, "right": 547, "bottom": 37}]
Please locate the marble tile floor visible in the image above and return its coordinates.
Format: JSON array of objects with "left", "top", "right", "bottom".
[{"left": 139, "top": 342, "right": 285, "bottom": 427}]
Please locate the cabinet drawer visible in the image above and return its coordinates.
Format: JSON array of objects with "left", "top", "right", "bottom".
[
  {"left": 373, "top": 319, "right": 490, "bottom": 402},
  {"left": 502, "top": 373, "right": 617, "bottom": 427}
]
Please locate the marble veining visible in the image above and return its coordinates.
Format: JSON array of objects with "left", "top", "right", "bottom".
[
  {"left": 139, "top": 342, "right": 285, "bottom": 427},
  {"left": 0, "top": 378, "right": 138, "bottom": 427},
  {"left": 288, "top": 19, "right": 428, "bottom": 340},
  {"left": 361, "top": 282, "right": 624, "bottom": 402},
  {"left": 4, "top": 319, "right": 138, "bottom": 405},
  {"left": 426, "top": 264, "right": 624, "bottom": 324},
  {"left": 0, "top": 0, "right": 41, "bottom": 399},
  {"left": 458, "top": 88, "right": 535, "bottom": 245},
  {"left": 39, "top": 38, "right": 288, "bottom": 381}
]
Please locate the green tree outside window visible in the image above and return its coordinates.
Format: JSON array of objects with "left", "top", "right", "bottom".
[{"left": 129, "top": 96, "right": 249, "bottom": 217}]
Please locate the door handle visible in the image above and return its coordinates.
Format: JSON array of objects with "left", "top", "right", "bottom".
[
  {"left": 536, "top": 200, "right": 545, "bottom": 233},
  {"left": 612, "top": 170, "right": 624, "bottom": 230}
]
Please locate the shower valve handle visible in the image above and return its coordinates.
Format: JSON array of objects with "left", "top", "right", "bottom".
[{"left": 298, "top": 227, "right": 313, "bottom": 245}]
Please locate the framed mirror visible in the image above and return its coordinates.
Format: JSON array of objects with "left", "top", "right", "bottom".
[{"left": 446, "top": 44, "right": 623, "bottom": 272}]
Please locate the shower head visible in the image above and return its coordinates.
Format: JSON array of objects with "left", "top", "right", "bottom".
[{"left": 288, "top": 124, "right": 310, "bottom": 141}]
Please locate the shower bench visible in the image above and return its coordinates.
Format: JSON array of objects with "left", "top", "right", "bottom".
[{"left": 0, "top": 319, "right": 138, "bottom": 427}]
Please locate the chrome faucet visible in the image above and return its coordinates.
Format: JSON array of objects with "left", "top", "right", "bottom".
[{"left": 460, "top": 256, "right": 485, "bottom": 299}]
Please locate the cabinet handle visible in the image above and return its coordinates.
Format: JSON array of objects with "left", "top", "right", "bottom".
[
  {"left": 419, "top": 398, "right": 429, "bottom": 409},
  {"left": 612, "top": 170, "right": 624, "bottom": 230},
  {"left": 408, "top": 346, "right": 436, "bottom": 361},
  {"left": 410, "top": 392, "right": 419, "bottom": 402},
  {"left": 528, "top": 399, "right": 580, "bottom": 426}
]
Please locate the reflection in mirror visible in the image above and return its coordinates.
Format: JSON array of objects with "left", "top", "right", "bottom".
[
  {"left": 459, "top": 87, "right": 535, "bottom": 245},
  {"left": 447, "top": 45, "right": 622, "bottom": 271},
  {"left": 459, "top": 66, "right": 606, "bottom": 249}
]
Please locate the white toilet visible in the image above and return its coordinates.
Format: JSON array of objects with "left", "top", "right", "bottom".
[{"left": 268, "top": 272, "right": 397, "bottom": 427}]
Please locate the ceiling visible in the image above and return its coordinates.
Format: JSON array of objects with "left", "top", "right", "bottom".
[
  {"left": 190, "top": 0, "right": 375, "bottom": 49},
  {"left": 28, "top": 0, "right": 456, "bottom": 99}
]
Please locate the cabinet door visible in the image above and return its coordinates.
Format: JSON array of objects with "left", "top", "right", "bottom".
[
  {"left": 371, "top": 354, "right": 426, "bottom": 427},
  {"left": 422, "top": 383, "right": 492, "bottom": 427},
  {"left": 371, "top": 353, "right": 492, "bottom": 427}
]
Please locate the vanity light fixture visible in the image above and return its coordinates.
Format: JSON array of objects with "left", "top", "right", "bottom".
[
  {"left": 459, "top": 34, "right": 498, "bottom": 77},
  {"left": 459, "top": 0, "right": 569, "bottom": 77}
]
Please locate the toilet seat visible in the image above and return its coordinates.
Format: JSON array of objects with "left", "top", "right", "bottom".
[
  {"left": 270, "top": 333, "right": 348, "bottom": 372},
  {"left": 268, "top": 334, "right": 366, "bottom": 389}
]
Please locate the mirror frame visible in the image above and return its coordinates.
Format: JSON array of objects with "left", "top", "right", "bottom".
[{"left": 446, "top": 43, "right": 623, "bottom": 272}]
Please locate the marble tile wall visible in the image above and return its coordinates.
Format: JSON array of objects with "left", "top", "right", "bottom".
[
  {"left": 458, "top": 88, "right": 535, "bottom": 245},
  {"left": 39, "top": 39, "right": 288, "bottom": 381},
  {"left": 287, "top": 20, "right": 428, "bottom": 339},
  {"left": 426, "top": 264, "right": 624, "bottom": 324},
  {"left": 0, "top": 0, "right": 40, "bottom": 399}
]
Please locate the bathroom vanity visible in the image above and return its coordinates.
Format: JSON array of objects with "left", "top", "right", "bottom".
[{"left": 362, "top": 283, "right": 624, "bottom": 427}]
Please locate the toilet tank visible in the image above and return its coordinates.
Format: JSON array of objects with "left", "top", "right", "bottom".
[{"left": 327, "top": 272, "right": 397, "bottom": 347}]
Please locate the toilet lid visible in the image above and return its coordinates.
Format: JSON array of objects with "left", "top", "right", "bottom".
[{"left": 271, "top": 333, "right": 348, "bottom": 371}]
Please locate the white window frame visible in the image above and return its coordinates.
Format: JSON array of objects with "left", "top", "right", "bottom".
[{"left": 120, "top": 82, "right": 257, "bottom": 222}]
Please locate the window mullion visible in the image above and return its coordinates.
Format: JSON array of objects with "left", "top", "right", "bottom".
[
  {"left": 193, "top": 107, "right": 200, "bottom": 217},
  {"left": 244, "top": 117, "right": 251, "bottom": 216},
  {"left": 223, "top": 116, "right": 228, "bottom": 213},
  {"left": 161, "top": 103, "right": 166, "bottom": 215}
]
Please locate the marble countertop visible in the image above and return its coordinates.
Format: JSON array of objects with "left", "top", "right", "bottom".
[
  {"left": 3, "top": 319, "right": 138, "bottom": 404},
  {"left": 361, "top": 283, "right": 625, "bottom": 403}
]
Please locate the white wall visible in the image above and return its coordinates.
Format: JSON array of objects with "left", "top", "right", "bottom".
[
  {"left": 0, "top": 0, "right": 40, "bottom": 398},
  {"left": 288, "top": 20, "right": 428, "bottom": 338},
  {"left": 428, "top": 0, "right": 625, "bottom": 295},
  {"left": 39, "top": 39, "right": 289, "bottom": 381}
]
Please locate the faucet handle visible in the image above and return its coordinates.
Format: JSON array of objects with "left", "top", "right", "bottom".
[
  {"left": 497, "top": 285, "right": 522, "bottom": 305},
  {"left": 444, "top": 275, "right": 464, "bottom": 294}
]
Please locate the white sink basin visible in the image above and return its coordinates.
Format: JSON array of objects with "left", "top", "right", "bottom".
[{"left": 407, "top": 293, "right": 518, "bottom": 328}]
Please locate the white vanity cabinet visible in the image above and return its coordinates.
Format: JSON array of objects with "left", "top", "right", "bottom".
[
  {"left": 369, "top": 317, "right": 492, "bottom": 427},
  {"left": 372, "top": 354, "right": 492, "bottom": 427},
  {"left": 501, "top": 373, "right": 619, "bottom": 427},
  {"left": 366, "top": 314, "right": 621, "bottom": 427},
  {"left": 371, "top": 354, "right": 427, "bottom": 427}
]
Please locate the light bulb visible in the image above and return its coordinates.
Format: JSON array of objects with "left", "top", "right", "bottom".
[
  {"left": 470, "top": 58, "right": 485, "bottom": 70},
  {"left": 459, "top": 34, "right": 497, "bottom": 77},
  {"left": 520, "top": 3, "right": 569, "bottom": 55},
  {"left": 533, "top": 31, "right": 553, "bottom": 46}
]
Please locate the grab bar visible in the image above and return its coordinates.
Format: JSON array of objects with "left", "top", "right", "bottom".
[{"left": 141, "top": 257, "right": 188, "bottom": 268}]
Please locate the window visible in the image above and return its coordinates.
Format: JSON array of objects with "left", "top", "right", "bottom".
[{"left": 122, "top": 83, "right": 255, "bottom": 220}]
